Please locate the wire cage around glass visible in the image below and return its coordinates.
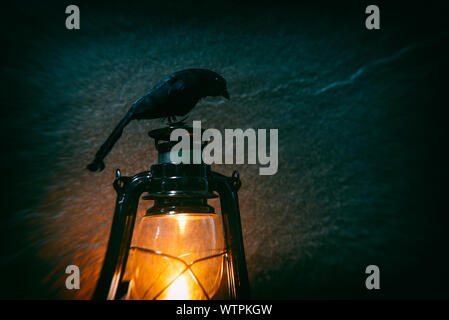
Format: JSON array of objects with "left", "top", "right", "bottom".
[
  {"left": 93, "top": 125, "right": 249, "bottom": 300},
  {"left": 123, "top": 199, "right": 229, "bottom": 300}
]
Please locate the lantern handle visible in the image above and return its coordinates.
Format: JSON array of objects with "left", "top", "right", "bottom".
[
  {"left": 230, "top": 170, "right": 242, "bottom": 192},
  {"left": 209, "top": 170, "right": 250, "bottom": 299},
  {"left": 93, "top": 170, "right": 152, "bottom": 300}
]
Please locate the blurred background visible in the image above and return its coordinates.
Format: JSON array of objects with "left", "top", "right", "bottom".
[{"left": 0, "top": 1, "right": 448, "bottom": 299}]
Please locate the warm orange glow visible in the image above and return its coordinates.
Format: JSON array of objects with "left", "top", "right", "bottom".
[
  {"left": 176, "top": 215, "right": 188, "bottom": 235},
  {"left": 162, "top": 272, "right": 190, "bottom": 300},
  {"left": 123, "top": 213, "right": 227, "bottom": 300}
]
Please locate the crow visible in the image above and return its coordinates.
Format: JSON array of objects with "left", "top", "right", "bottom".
[{"left": 87, "top": 68, "right": 230, "bottom": 172}]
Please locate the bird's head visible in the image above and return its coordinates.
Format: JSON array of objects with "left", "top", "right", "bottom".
[{"left": 197, "top": 69, "right": 230, "bottom": 100}]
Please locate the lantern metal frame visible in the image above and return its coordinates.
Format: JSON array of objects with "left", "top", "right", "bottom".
[{"left": 93, "top": 124, "right": 250, "bottom": 300}]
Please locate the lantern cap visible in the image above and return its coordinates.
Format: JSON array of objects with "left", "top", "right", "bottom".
[
  {"left": 148, "top": 124, "right": 208, "bottom": 156},
  {"left": 142, "top": 163, "right": 217, "bottom": 200}
]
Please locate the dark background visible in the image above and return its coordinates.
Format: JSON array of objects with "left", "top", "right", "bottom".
[{"left": 0, "top": 1, "right": 448, "bottom": 299}]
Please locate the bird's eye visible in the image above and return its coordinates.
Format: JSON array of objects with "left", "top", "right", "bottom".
[{"left": 215, "top": 77, "right": 219, "bottom": 81}]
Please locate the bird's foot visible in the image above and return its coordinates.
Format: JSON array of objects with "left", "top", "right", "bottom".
[
  {"left": 166, "top": 116, "right": 175, "bottom": 125},
  {"left": 167, "top": 116, "right": 188, "bottom": 127}
]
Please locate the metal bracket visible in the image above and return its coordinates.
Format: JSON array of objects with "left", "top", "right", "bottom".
[{"left": 229, "top": 170, "right": 242, "bottom": 192}]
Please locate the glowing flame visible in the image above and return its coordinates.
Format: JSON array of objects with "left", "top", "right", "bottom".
[{"left": 163, "top": 273, "right": 190, "bottom": 300}]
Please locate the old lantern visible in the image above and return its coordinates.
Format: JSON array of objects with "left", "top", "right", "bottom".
[{"left": 93, "top": 124, "right": 250, "bottom": 300}]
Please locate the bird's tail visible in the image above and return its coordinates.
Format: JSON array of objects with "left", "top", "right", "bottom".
[{"left": 87, "top": 111, "right": 134, "bottom": 172}]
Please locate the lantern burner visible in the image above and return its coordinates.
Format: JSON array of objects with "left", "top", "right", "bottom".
[{"left": 144, "top": 124, "right": 217, "bottom": 215}]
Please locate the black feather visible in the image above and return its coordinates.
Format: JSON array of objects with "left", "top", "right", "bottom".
[
  {"left": 87, "top": 68, "right": 229, "bottom": 172},
  {"left": 87, "top": 111, "right": 134, "bottom": 172}
]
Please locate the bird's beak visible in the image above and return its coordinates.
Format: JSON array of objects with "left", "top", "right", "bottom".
[{"left": 222, "top": 89, "right": 230, "bottom": 100}]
